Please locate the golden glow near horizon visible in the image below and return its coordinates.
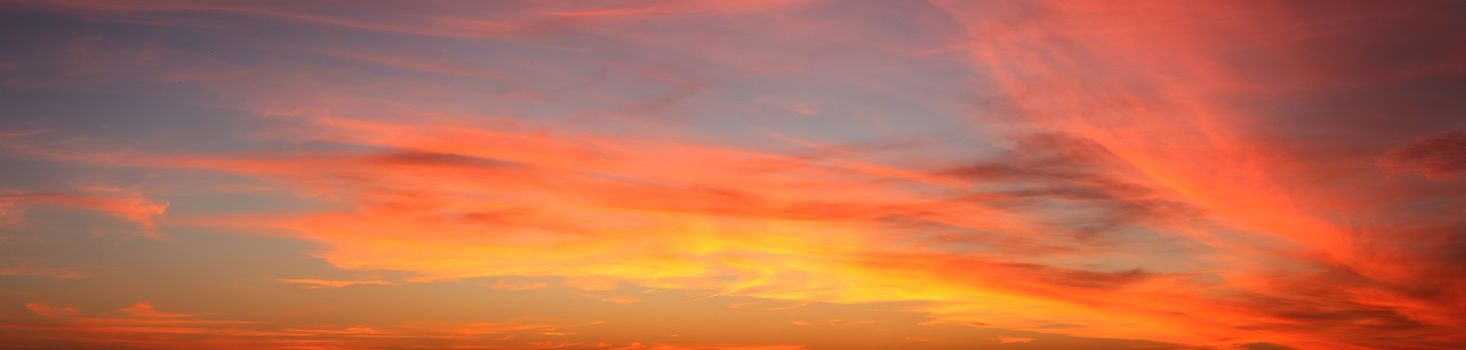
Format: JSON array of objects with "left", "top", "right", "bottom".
[{"left": 2, "top": 1, "right": 1464, "bottom": 349}]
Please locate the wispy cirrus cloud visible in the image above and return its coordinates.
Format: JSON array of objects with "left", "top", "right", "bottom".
[
  {"left": 934, "top": 0, "right": 1466, "bottom": 347},
  {"left": 0, "top": 187, "right": 168, "bottom": 237}
]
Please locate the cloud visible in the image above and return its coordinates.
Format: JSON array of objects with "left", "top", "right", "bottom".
[
  {"left": 2, "top": 0, "right": 1464, "bottom": 349},
  {"left": 0, "top": 187, "right": 168, "bottom": 237},
  {"left": 2, "top": 115, "right": 1224, "bottom": 344},
  {"left": 0, "top": 265, "right": 89, "bottom": 279},
  {"left": 1378, "top": 131, "right": 1466, "bottom": 178},
  {"left": 7, "top": 108, "right": 1457, "bottom": 348},
  {"left": 931, "top": 0, "right": 1466, "bottom": 347},
  {"left": 5, "top": 0, "right": 809, "bottom": 41},
  {"left": 117, "top": 303, "right": 185, "bottom": 318},
  {"left": 6, "top": 302, "right": 609, "bottom": 350},
  {"left": 277, "top": 278, "right": 393, "bottom": 289},
  {"left": 25, "top": 302, "right": 80, "bottom": 319}
]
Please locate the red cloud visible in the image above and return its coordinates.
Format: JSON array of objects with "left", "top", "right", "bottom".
[{"left": 1379, "top": 131, "right": 1466, "bottom": 178}]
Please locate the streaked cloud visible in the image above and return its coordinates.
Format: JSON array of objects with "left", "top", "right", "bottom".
[{"left": 0, "top": 187, "right": 168, "bottom": 237}]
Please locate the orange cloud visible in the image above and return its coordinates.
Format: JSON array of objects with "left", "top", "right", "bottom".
[
  {"left": 118, "top": 303, "right": 186, "bottom": 318},
  {"left": 278, "top": 278, "right": 394, "bottom": 289},
  {"left": 20, "top": 115, "right": 1209, "bottom": 344},
  {"left": 10, "top": 108, "right": 1459, "bottom": 348},
  {"left": 0, "top": 187, "right": 168, "bottom": 237},
  {"left": 995, "top": 336, "right": 1033, "bottom": 344},
  {"left": 24, "top": 302, "right": 80, "bottom": 319},
  {"left": 1, "top": 0, "right": 1463, "bottom": 349},
  {"left": 6, "top": 302, "right": 625, "bottom": 350},
  {"left": 935, "top": 0, "right": 1466, "bottom": 347}
]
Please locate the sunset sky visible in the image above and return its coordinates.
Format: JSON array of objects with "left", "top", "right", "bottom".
[{"left": 1, "top": 1, "right": 1464, "bottom": 349}]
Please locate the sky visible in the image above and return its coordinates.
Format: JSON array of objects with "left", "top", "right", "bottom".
[{"left": 0, "top": 1, "right": 1463, "bottom": 349}]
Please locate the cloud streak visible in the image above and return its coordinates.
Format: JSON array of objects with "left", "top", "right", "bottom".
[{"left": 0, "top": 187, "right": 168, "bottom": 237}]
